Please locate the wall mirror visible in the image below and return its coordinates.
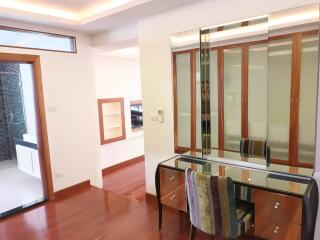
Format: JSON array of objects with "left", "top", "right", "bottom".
[{"left": 171, "top": 4, "right": 319, "bottom": 176}]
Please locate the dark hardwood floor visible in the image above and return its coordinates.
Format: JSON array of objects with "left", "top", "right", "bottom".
[
  {"left": 103, "top": 158, "right": 147, "bottom": 202},
  {"left": 0, "top": 186, "right": 208, "bottom": 240},
  {"left": 0, "top": 160, "right": 259, "bottom": 240}
]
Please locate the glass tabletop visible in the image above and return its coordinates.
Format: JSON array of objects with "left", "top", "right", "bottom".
[
  {"left": 182, "top": 150, "right": 313, "bottom": 177},
  {"left": 160, "top": 154, "right": 312, "bottom": 197}
]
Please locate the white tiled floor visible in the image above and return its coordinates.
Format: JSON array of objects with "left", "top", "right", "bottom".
[{"left": 0, "top": 160, "right": 43, "bottom": 214}]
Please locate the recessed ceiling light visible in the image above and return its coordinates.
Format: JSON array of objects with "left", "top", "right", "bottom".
[
  {"left": 0, "top": 0, "right": 152, "bottom": 24},
  {"left": 82, "top": 0, "right": 140, "bottom": 19},
  {"left": 0, "top": 0, "right": 77, "bottom": 20}
]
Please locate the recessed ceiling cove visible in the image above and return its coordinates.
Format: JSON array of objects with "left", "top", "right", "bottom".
[{"left": 0, "top": 0, "right": 203, "bottom": 33}]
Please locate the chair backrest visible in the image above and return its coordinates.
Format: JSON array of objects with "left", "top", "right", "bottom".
[
  {"left": 185, "top": 168, "right": 238, "bottom": 239},
  {"left": 240, "top": 138, "right": 270, "bottom": 166}
]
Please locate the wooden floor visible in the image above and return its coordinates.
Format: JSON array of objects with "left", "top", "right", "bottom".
[
  {"left": 103, "top": 158, "right": 146, "bottom": 202},
  {"left": 0, "top": 160, "right": 260, "bottom": 240},
  {"left": 0, "top": 187, "right": 261, "bottom": 240},
  {"left": 0, "top": 187, "right": 208, "bottom": 240}
]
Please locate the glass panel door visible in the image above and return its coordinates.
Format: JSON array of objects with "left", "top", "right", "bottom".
[
  {"left": 248, "top": 43, "right": 268, "bottom": 139},
  {"left": 268, "top": 38, "right": 293, "bottom": 161},
  {"left": 224, "top": 47, "right": 242, "bottom": 150},
  {"left": 297, "top": 33, "right": 319, "bottom": 164},
  {"left": 176, "top": 53, "right": 191, "bottom": 148}
]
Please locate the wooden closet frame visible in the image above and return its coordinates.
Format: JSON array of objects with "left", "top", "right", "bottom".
[{"left": 173, "top": 30, "right": 318, "bottom": 168}]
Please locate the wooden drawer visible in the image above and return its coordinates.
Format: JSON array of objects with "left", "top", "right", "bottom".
[
  {"left": 161, "top": 185, "right": 187, "bottom": 212},
  {"left": 160, "top": 167, "right": 185, "bottom": 198},
  {"left": 255, "top": 216, "right": 301, "bottom": 240},
  {"left": 255, "top": 189, "right": 302, "bottom": 224}
]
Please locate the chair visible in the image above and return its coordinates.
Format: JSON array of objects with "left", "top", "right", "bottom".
[
  {"left": 185, "top": 168, "right": 253, "bottom": 240},
  {"left": 240, "top": 138, "right": 270, "bottom": 166}
]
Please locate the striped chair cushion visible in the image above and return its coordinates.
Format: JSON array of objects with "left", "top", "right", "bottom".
[
  {"left": 185, "top": 168, "right": 252, "bottom": 239},
  {"left": 240, "top": 138, "right": 270, "bottom": 165},
  {"left": 235, "top": 185, "right": 254, "bottom": 203},
  {"left": 237, "top": 208, "right": 253, "bottom": 236}
]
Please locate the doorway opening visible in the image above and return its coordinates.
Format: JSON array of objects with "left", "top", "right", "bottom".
[
  {"left": 0, "top": 54, "right": 53, "bottom": 218},
  {"left": 93, "top": 46, "right": 146, "bottom": 202}
]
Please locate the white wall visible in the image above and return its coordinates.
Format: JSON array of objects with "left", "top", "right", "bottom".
[
  {"left": 93, "top": 53, "right": 144, "bottom": 169},
  {"left": 138, "top": 0, "right": 320, "bottom": 195},
  {"left": 20, "top": 63, "right": 37, "bottom": 140},
  {"left": 0, "top": 20, "right": 102, "bottom": 191},
  {"left": 92, "top": 24, "right": 138, "bottom": 49}
]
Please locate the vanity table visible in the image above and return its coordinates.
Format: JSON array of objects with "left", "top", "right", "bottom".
[{"left": 155, "top": 151, "right": 318, "bottom": 240}]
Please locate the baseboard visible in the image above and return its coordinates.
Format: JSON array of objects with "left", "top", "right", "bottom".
[
  {"left": 102, "top": 155, "right": 144, "bottom": 176},
  {"left": 54, "top": 180, "right": 91, "bottom": 199},
  {"left": 145, "top": 193, "right": 157, "bottom": 202}
]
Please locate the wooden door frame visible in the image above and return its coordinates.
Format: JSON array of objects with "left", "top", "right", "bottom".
[
  {"left": 173, "top": 50, "right": 197, "bottom": 153},
  {"left": 0, "top": 53, "right": 54, "bottom": 200},
  {"left": 219, "top": 44, "right": 244, "bottom": 151},
  {"left": 241, "top": 45, "right": 249, "bottom": 139},
  {"left": 289, "top": 33, "right": 302, "bottom": 166}
]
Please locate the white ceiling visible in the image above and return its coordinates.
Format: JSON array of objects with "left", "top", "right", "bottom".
[
  {"left": 101, "top": 46, "right": 140, "bottom": 59},
  {"left": 0, "top": 0, "right": 203, "bottom": 34},
  {"left": 23, "top": 0, "right": 112, "bottom": 13}
]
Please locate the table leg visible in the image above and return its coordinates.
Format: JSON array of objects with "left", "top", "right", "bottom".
[{"left": 155, "top": 165, "right": 162, "bottom": 229}]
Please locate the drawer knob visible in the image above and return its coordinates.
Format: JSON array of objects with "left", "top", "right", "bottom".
[
  {"left": 273, "top": 226, "right": 280, "bottom": 234},
  {"left": 274, "top": 201, "right": 280, "bottom": 209},
  {"left": 169, "top": 176, "right": 175, "bottom": 182},
  {"left": 170, "top": 194, "right": 176, "bottom": 201}
]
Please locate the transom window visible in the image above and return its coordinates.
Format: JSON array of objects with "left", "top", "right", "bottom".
[{"left": 0, "top": 26, "right": 77, "bottom": 53}]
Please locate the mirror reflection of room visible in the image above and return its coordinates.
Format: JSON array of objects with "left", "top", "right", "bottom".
[{"left": 172, "top": 4, "right": 319, "bottom": 171}]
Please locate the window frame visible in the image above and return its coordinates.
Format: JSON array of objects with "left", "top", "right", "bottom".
[{"left": 0, "top": 25, "right": 77, "bottom": 53}]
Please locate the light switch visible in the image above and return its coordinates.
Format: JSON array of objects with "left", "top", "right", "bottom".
[
  {"left": 151, "top": 110, "right": 164, "bottom": 123},
  {"left": 158, "top": 110, "right": 164, "bottom": 123}
]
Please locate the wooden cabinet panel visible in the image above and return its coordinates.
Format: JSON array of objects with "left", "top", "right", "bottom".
[
  {"left": 255, "top": 217, "right": 301, "bottom": 240},
  {"left": 255, "top": 189, "right": 302, "bottom": 224},
  {"left": 160, "top": 168, "right": 184, "bottom": 199},
  {"left": 16, "top": 145, "right": 33, "bottom": 174},
  {"left": 159, "top": 167, "right": 186, "bottom": 212},
  {"left": 161, "top": 185, "right": 187, "bottom": 212},
  {"left": 16, "top": 145, "right": 41, "bottom": 179},
  {"left": 31, "top": 149, "right": 41, "bottom": 179}
]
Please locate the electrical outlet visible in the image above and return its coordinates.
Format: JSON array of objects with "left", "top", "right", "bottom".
[
  {"left": 47, "top": 106, "right": 57, "bottom": 112},
  {"left": 151, "top": 115, "right": 158, "bottom": 121}
]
